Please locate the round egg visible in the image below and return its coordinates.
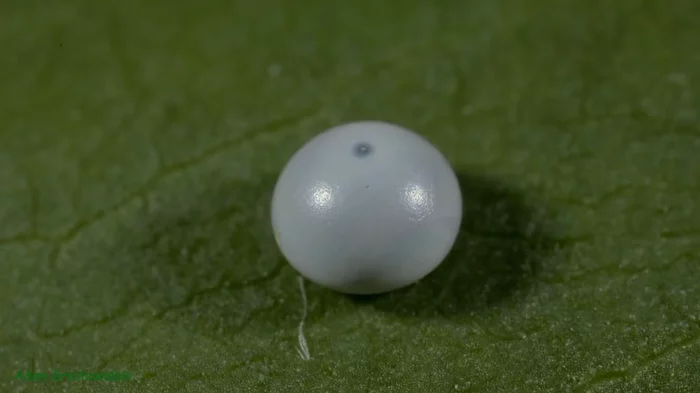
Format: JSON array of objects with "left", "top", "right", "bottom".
[{"left": 271, "top": 121, "right": 462, "bottom": 295}]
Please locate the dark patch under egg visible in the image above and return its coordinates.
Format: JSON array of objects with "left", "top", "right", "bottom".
[{"left": 353, "top": 142, "right": 373, "bottom": 158}]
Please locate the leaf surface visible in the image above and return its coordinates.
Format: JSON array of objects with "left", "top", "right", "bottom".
[{"left": 1, "top": 1, "right": 699, "bottom": 392}]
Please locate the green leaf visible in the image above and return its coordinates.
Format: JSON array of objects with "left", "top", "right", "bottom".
[{"left": 1, "top": 1, "right": 699, "bottom": 392}]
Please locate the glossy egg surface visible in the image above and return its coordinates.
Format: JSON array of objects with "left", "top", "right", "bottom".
[{"left": 271, "top": 121, "right": 462, "bottom": 294}]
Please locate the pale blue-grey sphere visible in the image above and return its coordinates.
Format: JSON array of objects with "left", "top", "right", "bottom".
[{"left": 271, "top": 121, "right": 462, "bottom": 295}]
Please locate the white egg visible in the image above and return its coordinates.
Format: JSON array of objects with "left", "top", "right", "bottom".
[{"left": 271, "top": 121, "right": 462, "bottom": 295}]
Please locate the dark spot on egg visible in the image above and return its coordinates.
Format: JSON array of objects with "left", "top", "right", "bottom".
[{"left": 353, "top": 142, "right": 373, "bottom": 158}]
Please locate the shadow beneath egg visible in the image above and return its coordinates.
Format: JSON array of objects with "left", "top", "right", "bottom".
[{"left": 350, "top": 171, "right": 558, "bottom": 317}]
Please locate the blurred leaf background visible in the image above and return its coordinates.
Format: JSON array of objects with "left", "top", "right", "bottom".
[{"left": 1, "top": 0, "right": 699, "bottom": 392}]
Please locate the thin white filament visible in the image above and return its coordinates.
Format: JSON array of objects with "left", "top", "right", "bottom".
[{"left": 297, "top": 276, "right": 311, "bottom": 360}]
